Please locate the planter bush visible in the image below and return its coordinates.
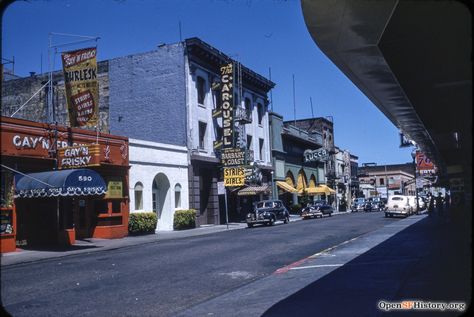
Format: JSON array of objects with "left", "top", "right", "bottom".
[
  {"left": 173, "top": 209, "right": 196, "bottom": 230},
  {"left": 128, "top": 212, "right": 157, "bottom": 235},
  {"left": 290, "top": 204, "right": 302, "bottom": 214}
]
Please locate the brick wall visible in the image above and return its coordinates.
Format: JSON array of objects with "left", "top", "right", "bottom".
[{"left": 108, "top": 44, "right": 187, "bottom": 146}]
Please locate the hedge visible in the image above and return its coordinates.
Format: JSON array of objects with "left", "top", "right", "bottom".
[
  {"left": 128, "top": 212, "right": 157, "bottom": 235},
  {"left": 290, "top": 204, "right": 302, "bottom": 214},
  {"left": 173, "top": 209, "right": 196, "bottom": 230}
]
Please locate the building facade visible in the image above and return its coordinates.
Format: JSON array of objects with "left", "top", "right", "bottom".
[
  {"left": 269, "top": 113, "right": 329, "bottom": 210},
  {"left": 2, "top": 37, "right": 275, "bottom": 228},
  {"left": 358, "top": 163, "right": 415, "bottom": 198},
  {"left": 1, "top": 116, "right": 129, "bottom": 253}
]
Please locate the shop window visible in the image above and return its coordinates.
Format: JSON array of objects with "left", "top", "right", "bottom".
[
  {"left": 1, "top": 171, "right": 14, "bottom": 208},
  {"left": 175, "top": 184, "right": 182, "bottom": 209},
  {"left": 199, "top": 121, "right": 207, "bottom": 149},
  {"left": 134, "top": 182, "right": 143, "bottom": 210},
  {"left": 197, "top": 76, "right": 206, "bottom": 105},
  {"left": 111, "top": 200, "right": 121, "bottom": 213},
  {"left": 94, "top": 200, "right": 108, "bottom": 214}
]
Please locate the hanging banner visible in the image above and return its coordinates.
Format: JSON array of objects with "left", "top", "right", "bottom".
[
  {"left": 61, "top": 47, "right": 99, "bottom": 128},
  {"left": 220, "top": 63, "right": 234, "bottom": 148}
]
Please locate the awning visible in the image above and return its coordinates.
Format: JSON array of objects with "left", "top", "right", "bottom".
[
  {"left": 299, "top": 184, "right": 336, "bottom": 196},
  {"left": 237, "top": 184, "right": 270, "bottom": 196},
  {"left": 276, "top": 181, "right": 298, "bottom": 193},
  {"left": 15, "top": 169, "right": 107, "bottom": 198}
]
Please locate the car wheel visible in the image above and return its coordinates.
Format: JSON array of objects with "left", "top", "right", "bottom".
[
  {"left": 284, "top": 216, "right": 289, "bottom": 224},
  {"left": 269, "top": 217, "right": 275, "bottom": 226},
  {"left": 329, "top": 213, "right": 332, "bottom": 217},
  {"left": 247, "top": 223, "right": 253, "bottom": 228}
]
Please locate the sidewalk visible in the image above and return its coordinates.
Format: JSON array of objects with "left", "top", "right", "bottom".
[{"left": 1, "top": 214, "right": 309, "bottom": 267}]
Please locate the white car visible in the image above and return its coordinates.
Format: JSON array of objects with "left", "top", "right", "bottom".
[{"left": 385, "top": 195, "right": 414, "bottom": 217}]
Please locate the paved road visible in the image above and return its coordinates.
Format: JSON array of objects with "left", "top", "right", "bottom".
[{"left": 1, "top": 212, "right": 399, "bottom": 317}]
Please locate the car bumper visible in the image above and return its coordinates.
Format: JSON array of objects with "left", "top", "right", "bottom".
[
  {"left": 246, "top": 214, "right": 272, "bottom": 224},
  {"left": 301, "top": 211, "right": 322, "bottom": 218}
]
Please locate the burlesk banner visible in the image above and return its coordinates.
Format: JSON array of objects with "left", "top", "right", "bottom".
[{"left": 61, "top": 47, "right": 99, "bottom": 127}]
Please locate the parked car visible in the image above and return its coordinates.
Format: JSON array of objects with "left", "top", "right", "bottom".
[
  {"left": 301, "top": 200, "right": 334, "bottom": 219},
  {"left": 246, "top": 200, "right": 290, "bottom": 228},
  {"left": 407, "top": 195, "right": 426, "bottom": 212},
  {"left": 370, "top": 197, "right": 386, "bottom": 211},
  {"left": 351, "top": 198, "right": 366, "bottom": 212},
  {"left": 385, "top": 195, "right": 414, "bottom": 217}
]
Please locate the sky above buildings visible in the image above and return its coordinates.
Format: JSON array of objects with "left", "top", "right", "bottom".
[{"left": 2, "top": 0, "right": 415, "bottom": 165}]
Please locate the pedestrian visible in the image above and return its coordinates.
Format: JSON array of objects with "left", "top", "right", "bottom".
[
  {"left": 436, "top": 193, "right": 444, "bottom": 214},
  {"left": 428, "top": 194, "right": 434, "bottom": 214}
]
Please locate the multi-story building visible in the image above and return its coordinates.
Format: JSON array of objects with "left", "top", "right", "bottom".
[
  {"left": 269, "top": 113, "right": 328, "bottom": 209},
  {"left": 2, "top": 37, "right": 274, "bottom": 228},
  {"left": 357, "top": 163, "right": 415, "bottom": 198}
]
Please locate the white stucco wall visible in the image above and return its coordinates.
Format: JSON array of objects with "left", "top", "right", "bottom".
[{"left": 128, "top": 139, "right": 189, "bottom": 231}]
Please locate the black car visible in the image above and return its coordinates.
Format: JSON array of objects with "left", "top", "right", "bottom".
[
  {"left": 246, "top": 200, "right": 290, "bottom": 228},
  {"left": 301, "top": 200, "right": 333, "bottom": 219}
]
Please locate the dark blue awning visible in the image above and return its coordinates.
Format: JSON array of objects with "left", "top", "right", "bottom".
[{"left": 15, "top": 169, "right": 107, "bottom": 198}]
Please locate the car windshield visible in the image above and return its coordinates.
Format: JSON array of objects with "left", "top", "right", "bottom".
[
  {"left": 256, "top": 201, "right": 273, "bottom": 208},
  {"left": 355, "top": 199, "right": 365, "bottom": 204}
]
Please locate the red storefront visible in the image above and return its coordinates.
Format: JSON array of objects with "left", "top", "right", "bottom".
[{"left": 0, "top": 117, "right": 130, "bottom": 253}]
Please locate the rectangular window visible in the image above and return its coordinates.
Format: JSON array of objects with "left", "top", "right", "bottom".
[
  {"left": 199, "top": 121, "right": 207, "bottom": 149},
  {"left": 257, "top": 103, "right": 263, "bottom": 125},
  {"left": 111, "top": 200, "right": 121, "bottom": 213},
  {"left": 197, "top": 76, "right": 205, "bottom": 105},
  {"left": 247, "top": 135, "right": 252, "bottom": 150},
  {"left": 259, "top": 138, "right": 264, "bottom": 160},
  {"left": 380, "top": 178, "right": 385, "bottom": 185},
  {"left": 94, "top": 200, "right": 108, "bottom": 214}
]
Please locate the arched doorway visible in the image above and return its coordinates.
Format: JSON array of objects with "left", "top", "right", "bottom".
[{"left": 152, "top": 173, "right": 171, "bottom": 231}]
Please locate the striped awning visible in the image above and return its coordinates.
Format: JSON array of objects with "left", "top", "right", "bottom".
[
  {"left": 300, "top": 184, "right": 336, "bottom": 196},
  {"left": 237, "top": 184, "right": 270, "bottom": 196},
  {"left": 276, "top": 181, "right": 298, "bottom": 193}
]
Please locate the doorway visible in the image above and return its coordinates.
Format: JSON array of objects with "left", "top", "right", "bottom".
[{"left": 73, "top": 198, "right": 93, "bottom": 239}]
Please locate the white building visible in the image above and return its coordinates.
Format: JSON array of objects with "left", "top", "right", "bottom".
[{"left": 129, "top": 139, "right": 189, "bottom": 231}]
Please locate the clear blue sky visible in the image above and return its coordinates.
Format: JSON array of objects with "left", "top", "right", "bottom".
[{"left": 2, "top": 0, "right": 414, "bottom": 165}]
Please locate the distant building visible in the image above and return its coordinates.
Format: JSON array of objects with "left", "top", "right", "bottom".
[{"left": 357, "top": 163, "right": 415, "bottom": 198}]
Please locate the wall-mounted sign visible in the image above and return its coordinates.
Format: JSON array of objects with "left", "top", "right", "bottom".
[
  {"left": 304, "top": 148, "right": 329, "bottom": 163},
  {"left": 221, "top": 148, "right": 246, "bottom": 166},
  {"left": 61, "top": 47, "right": 99, "bottom": 128},
  {"left": 220, "top": 63, "right": 234, "bottom": 148},
  {"left": 224, "top": 167, "right": 245, "bottom": 187},
  {"left": 105, "top": 180, "right": 123, "bottom": 199},
  {"left": 399, "top": 133, "right": 412, "bottom": 148},
  {"left": 58, "top": 144, "right": 100, "bottom": 169},
  {"left": 416, "top": 151, "right": 436, "bottom": 175}
]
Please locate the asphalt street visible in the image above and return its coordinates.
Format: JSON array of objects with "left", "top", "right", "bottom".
[{"left": 1, "top": 212, "right": 399, "bottom": 317}]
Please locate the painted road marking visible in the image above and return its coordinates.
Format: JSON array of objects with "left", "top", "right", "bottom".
[{"left": 290, "top": 264, "right": 344, "bottom": 270}]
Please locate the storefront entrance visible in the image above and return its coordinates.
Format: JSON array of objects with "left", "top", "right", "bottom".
[{"left": 72, "top": 198, "right": 93, "bottom": 240}]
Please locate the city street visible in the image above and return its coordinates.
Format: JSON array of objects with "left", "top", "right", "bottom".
[{"left": 2, "top": 212, "right": 399, "bottom": 317}]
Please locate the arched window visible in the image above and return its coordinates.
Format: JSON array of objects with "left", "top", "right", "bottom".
[
  {"left": 175, "top": 184, "right": 182, "bottom": 209},
  {"left": 134, "top": 182, "right": 143, "bottom": 210}
]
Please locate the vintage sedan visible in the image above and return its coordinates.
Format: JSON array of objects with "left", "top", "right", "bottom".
[
  {"left": 301, "top": 200, "right": 334, "bottom": 219},
  {"left": 351, "top": 198, "right": 367, "bottom": 212},
  {"left": 246, "top": 200, "right": 290, "bottom": 228}
]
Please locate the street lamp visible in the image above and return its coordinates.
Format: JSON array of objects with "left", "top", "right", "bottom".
[{"left": 410, "top": 150, "right": 420, "bottom": 213}]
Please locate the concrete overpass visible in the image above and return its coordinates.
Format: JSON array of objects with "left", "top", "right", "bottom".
[{"left": 301, "top": 0, "right": 471, "bottom": 199}]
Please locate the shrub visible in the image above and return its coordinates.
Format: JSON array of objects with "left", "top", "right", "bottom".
[
  {"left": 128, "top": 212, "right": 157, "bottom": 235},
  {"left": 289, "top": 204, "right": 302, "bottom": 214},
  {"left": 173, "top": 209, "right": 196, "bottom": 230}
]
